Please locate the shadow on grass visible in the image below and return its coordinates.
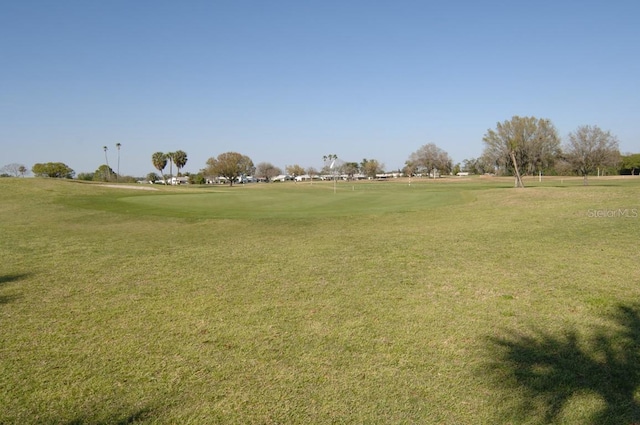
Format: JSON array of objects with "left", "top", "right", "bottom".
[
  {"left": 487, "top": 303, "right": 640, "bottom": 424},
  {"left": 0, "top": 273, "right": 29, "bottom": 285},
  {"left": 0, "top": 273, "right": 29, "bottom": 305},
  {"left": 0, "top": 293, "right": 20, "bottom": 305},
  {"left": 63, "top": 407, "right": 155, "bottom": 425}
]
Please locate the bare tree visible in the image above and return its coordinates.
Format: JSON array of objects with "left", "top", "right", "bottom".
[
  {"left": 482, "top": 116, "right": 560, "bottom": 188},
  {"left": 1, "top": 163, "right": 25, "bottom": 177},
  {"left": 306, "top": 166, "right": 319, "bottom": 183},
  {"left": 461, "top": 157, "right": 492, "bottom": 175},
  {"left": 564, "top": 125, "right": 620, "bottom": 185},
  {"left": 255, "top": 162, "right": 282, "bottom": 181},
  {"left": 406, "top": 143, "right": 452, "bottom": 178}
]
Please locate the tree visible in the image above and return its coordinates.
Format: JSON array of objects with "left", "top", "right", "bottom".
[
  {"left": 77, "top": 172, "right": 94, "bottom": 181},
  {"left": 482, "top": 116, "right": 561, "bottom": 187},
  {"left": 115, "top": 143, "right": 121, "bottom": 182},
  {"left": 255, "top": 162, "right": 282, "bottom": 181},
  {"left": 564, "top": 125, "right": 620, "bottom": 185},
  {"left": 18, "top": 165, "right": 27, "bottom": 177},
  {"left": 406, "top": 143, "right": 452, "bottom": 178},
  {"left": 342, "top": 162, "right": 359, "bottom": 179},
  {"left": 322, "top": 154, "right": 339, "bottom": 177},
  {"left": 323, "top": 154, "right": 338, "bottom": 170},
  {"left": 461, "top": 157, "right": 492, "bottom": 175},
  {"left": 620, "top": 153, "right": 640, "bottom": 175},
  {"left": 103, "top": 146, "right": 109, "bottom": 168},
  {"left": 360, "top": 158, "right": 384, "bottom": 178},
  {"left": 173, "top": 150, "right": 188, "bottom": 177},
  {"left": 188, "top": 172, "right": 206, "bottom": 185},
  {"left": 306, "top": 166, "right": 319, "bottom": 181},
  {"left": 32, "top": 162, "right": 75, "bottom": 178},
  {"left": 93, "top": 165, "right": 115, "bottom": 182},
  {"left": 1, "top": 163, "right": 25, "bottom": 177},
  {"left": 146, "top": 172, "right": 159, "bottom": 183},
  {"left": 151, "top": 152, "right": 168, "bottom": 185},
  {"left": 323, "top": 154, "right": 337, "bottom": 162},
  {"left": 462, "top": 158, "right": 478, "bottom": 174},
  {"left": 452, "top": 163, "right": 461, "bottom": 176},
  {"left": 204, "top": 152, "right": 254, "bottom": 186},
  {"left": 403, "top": 161, "right": 418, "bottom": 177},
  {"left": 166, "top": 152, "right": 175, "bottom": 184},
  {"left": 285, "top": 164, "right": 305, "bottom": 177}
]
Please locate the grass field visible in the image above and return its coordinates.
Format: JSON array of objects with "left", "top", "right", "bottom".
[{"left": 1, "top": 176, "right": 639, "bottom": 424}]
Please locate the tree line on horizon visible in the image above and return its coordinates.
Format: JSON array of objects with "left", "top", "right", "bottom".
[
  {"left": 190, "top": 116, "right": 635, "bottom": 187},
  {"left": 5, "top": 116, "right": 640, "bottom": 185}
]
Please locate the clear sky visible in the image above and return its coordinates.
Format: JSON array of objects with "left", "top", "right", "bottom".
[{"left": 2, "top": 0, "right": 639, "bottom": 177}]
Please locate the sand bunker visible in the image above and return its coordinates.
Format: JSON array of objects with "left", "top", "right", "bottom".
[{"left": 100, "top": 184, "right": 159, "bottom": 191}]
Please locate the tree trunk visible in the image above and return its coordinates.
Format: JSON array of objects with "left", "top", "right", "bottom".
[
  {"left": 509, "top": 151, "right": 525, "bottom": 188},
  {"left": 583, "top": 174, "right": 589, "bottom": 186}
]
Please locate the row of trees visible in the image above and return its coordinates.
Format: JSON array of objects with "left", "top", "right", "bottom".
[
  {"left": 480, "top": 117, "right": 620, "bottom": 186},
  {"left": 249, "top": 157, "right": 385, "bottom": 183},
  {"left": 196, "top": 119, "right": 624, "bottom": 187},
  {"left": 7, "top": 116, "right": 633, "bottom": 187},
  {"left": 195, "top": 153, "right": 386, "bottom": 186},
  {"left": 196, "top": 118, "right": 624, "bottom": 188},
  {"left": 151, "top": 151, "right": 188, "bottom": 184},
  {"left": 398, "top": 117, "right": 623, "bottom": 187}
]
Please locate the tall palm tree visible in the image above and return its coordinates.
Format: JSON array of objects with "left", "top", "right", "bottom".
[
  {"left": 103, "top": 146, "right": 110, "bottom": 181},
  {"left": 115, "top": 143, "right": 121, "bottom": 182},
  {"left": 151, "top": 152, "right": 168, "bottom": 185},
  {"left": 166, "top": 152, "right": 175, "bottom": 184},
  {"left": 173, "top": 150, "right": 188, "bottom": 180}
]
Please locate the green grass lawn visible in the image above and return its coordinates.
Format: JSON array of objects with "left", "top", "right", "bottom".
[{"left": 1, "top": 176, "right": 639, "bottom": 424}]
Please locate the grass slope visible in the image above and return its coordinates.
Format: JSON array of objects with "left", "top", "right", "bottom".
[{"left": 1, "top": 177, "right": 639, "bottom": 424}]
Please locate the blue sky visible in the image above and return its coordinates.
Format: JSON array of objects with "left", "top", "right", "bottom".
[{"left": 2, "top": 0, "right": 638, "bottom": 176}]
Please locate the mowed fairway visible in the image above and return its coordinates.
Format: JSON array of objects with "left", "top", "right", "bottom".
[{"left": 1, "top": 177, "right": 639, "bottom": 424}]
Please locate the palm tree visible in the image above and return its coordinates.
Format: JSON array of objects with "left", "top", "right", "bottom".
[
  {"left": 151, "top": 152, "right": 168, "bottom": 185},
  {"left": 173, "top": 150, "right": 188, "bottom": 180},
  {"left": 166, "top": 152, "right": 175, "bottom": 184},
  {"left": 115, "top": 143, "right": 121, "bottom": 182},
  {"left": 103, "top": 146, "right": 110, "bottom": 181}
]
